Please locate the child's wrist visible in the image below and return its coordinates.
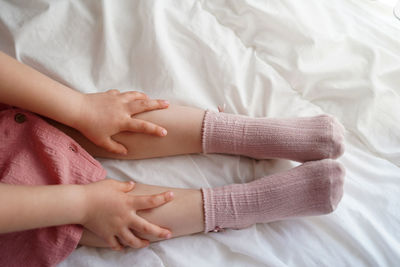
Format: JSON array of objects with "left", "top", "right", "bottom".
[
  {"left": 68, "top": 184, "right": 89, "bottom": 225},
  {"left": 64, "top": 91, "right": 86, "bottom": 130}
]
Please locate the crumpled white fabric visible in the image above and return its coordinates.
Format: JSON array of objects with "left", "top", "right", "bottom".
[{"left": 1, "top": 0, "right": 399, "bottom": 266}]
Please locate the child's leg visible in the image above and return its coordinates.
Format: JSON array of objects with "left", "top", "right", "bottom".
[
  {"left": 79, "top": 186, "right": 204, "bottom": 247},
  {"left": 79, "top": 159, "right": 345, "bottom": 248},
  {"left": 52, "top": 105, "right": 344, "bottom": 162},
  {"left": 49, "top": 105, "right": 205, "bottom": 159}
]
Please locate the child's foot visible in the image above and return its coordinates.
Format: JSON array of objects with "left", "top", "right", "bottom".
[
  {"left": 202, "top": 111, "right": 345, "bottom": 162},
  {"left": 201, "top": 159, "right": 345, "bottom": 232}
]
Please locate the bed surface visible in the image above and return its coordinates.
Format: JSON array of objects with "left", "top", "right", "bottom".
[{"left": 1, "top": 0, "right": 399, "bottom": 266}]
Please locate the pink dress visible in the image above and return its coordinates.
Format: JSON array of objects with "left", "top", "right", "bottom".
[{"left": 0, "top": 104, "right": 106, "bottom": 266}]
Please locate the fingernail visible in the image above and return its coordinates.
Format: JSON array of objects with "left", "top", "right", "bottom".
[
  {"left": 162, "top": 100, "right": 169, "bottom": 106},
  {"left": 167, "top": 191, "right": 174, "bottom": 200},
  {"left": 165, "top": 233, "right": 172, "bottom": 239},
  {"left": 161, "top": 129, "right": 167, "bottom": 136}
]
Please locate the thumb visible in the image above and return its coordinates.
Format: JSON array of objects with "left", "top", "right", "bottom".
[{"left": 103, "top": 137, "right": 128, "bottom": 155}]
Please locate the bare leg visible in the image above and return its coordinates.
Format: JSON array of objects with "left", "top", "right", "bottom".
[
  {"left": 47, "top": 105, "right": 207, "bottom": 248},
  {"left": 48, "top": 105, "right": 205, "bottom": 159},
  {"left": 78, "top": 159, "right": 345, "bottom": 248},
  {"left": 79, "top": 184, "right": 204, "bottom": 248},
  {"left": 49, "top": 104, "right": 344, "bottom": 162}
]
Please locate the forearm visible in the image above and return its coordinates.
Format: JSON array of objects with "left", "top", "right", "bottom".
[
  {"left": 0, "top": 51, "right": 82, "bottom": 127},
  {"left": 0, "top": 183, "right": 85, "bottom": 233}
]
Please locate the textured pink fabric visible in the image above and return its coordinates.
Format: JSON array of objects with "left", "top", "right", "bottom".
[
  {"left": 202, "top": 110, "right": 345, "bottom": 162},
  {"left": 202, "top": 159, "right": 345, "bottom": 232},
  {"left": 0, "top": 108, "right": 106, "bottom": 267}
]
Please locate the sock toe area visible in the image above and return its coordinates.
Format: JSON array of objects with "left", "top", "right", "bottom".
[
  {"left": 328, "top": 116, "right": 345, "bottom": 159},
  {"left": 302, "top": 159, "right": 346, "bottom": 214}
]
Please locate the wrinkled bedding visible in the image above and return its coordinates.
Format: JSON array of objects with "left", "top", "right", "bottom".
[{"left": 1, "top": 0, "right": 399, "bottom": 266}]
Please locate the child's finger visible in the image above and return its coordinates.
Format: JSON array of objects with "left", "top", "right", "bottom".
[
  {"left": 132, "top": 191, "right": 174, "bottom": 210},
  {"left": 121, "top": 91, "right": 148, "bottom": 101},
  {"left": 102, "top": 137, "right": 128, "bottom": 155},
  {"left": 123, "top": 119, "right": 167, "bottom": 137},
  {"left": 107, "top": 89, "right": 120, "bottom": 95},
  {"left": 106, "top": 235, "right": 123, "bottom": 251},
  {"left": 118, "top": 229, "right": 149, "bottom": 249},
  {"left": 116, "top": 180, "right": 135, "bottom": 193},
  {"left": 128, "top": 99, "right": 169, "bottom": 114},
  {"left": 130, "top": 216, "right": 172, "bottom": 239}
]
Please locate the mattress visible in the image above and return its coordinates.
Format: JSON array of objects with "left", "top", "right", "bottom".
[{"left": 0, "top": 0, "right": 399, "bottom": 266}]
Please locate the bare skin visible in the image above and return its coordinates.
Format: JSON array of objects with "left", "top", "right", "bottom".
[
  {"left": 0, "top": 51, "right": 205, "bottom": 250},
  {"left": 80, "top": 185, "right": 204, "bottom": 247},
  {"left": 0, "top": 52, "right": 170, "bottom": 155},
  {"left": 49, "top": 105, "right": 208, "bottom": 248},
  {"left": 49, "top": 105, "right": 205, "bottom": 159}
]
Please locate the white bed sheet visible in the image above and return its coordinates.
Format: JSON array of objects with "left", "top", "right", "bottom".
[{"left": 1, "top": 0, "right": 399, "bottom": 266}]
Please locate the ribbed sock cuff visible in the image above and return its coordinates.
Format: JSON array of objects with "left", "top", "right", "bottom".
[
  {"left": 201, "top": 110, "right": 216, "bottom": 154},
  {"left": 201, "top": 187, "right": 215, "bottom": 233}
]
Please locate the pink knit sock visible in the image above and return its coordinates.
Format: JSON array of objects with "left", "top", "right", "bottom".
[
  {"left": 202, "top": 111, "right": 345, "bottom": 162},
  {"left": 201, "top": 159, "right": 345, "bottom": 232}
]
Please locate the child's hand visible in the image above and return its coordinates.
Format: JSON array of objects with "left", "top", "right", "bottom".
[
  {"left": 81, "top": 179, "right": 174, "bottom": 250},
  {"left": 75, "top": 90, "right": 169, "bottom": 154}
]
